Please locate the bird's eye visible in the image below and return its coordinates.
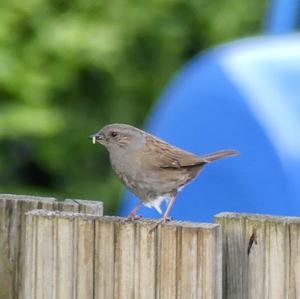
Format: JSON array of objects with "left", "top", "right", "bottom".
[{"left": 111, "top": 131, "right": 118, "bottom": 137}]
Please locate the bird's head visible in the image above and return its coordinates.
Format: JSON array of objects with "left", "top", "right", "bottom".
[{"left": 89, "top": 123, "right": 145, "bottom": 151}]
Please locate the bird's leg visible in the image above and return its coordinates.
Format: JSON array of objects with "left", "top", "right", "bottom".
[
  {"left": 126, "top": 202, "right": 143, "bottom": 221},
  {"left": 149, "top": 194, "right": 176, "bottom": 233}
]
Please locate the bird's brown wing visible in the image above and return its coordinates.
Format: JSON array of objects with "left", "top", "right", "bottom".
[{"left": 145, "top": 135, "right": 206, "bottom": 169}]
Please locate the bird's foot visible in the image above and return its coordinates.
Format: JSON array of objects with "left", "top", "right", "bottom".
[
  {"left": 149, "top": 217, "right": 172, "bottom": 233},
  {"left": 125, "top": 214, "right": 142, "bottom": 222}
]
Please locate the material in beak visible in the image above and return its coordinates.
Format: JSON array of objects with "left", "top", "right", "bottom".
[{"left": 89, "top": 133, "right": 104, "bottom": 144}]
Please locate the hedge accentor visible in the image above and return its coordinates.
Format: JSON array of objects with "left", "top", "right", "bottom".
[{"left": 89, "top": 123, "right": 238, "bottom": 231}]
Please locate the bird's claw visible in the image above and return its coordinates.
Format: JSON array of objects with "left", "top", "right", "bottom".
[
  {"left": 149, "top": 216, "right": 172, "bottom": 233},
  {"left": 125, "top": 214, "right": 142, "bottom": 222}
]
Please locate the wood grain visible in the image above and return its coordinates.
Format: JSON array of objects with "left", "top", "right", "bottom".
[
  {"left": 215, "top": 212, "right": 300, "bottom": 299},
  {"left": 0, "top": 193, "right": 102, "bottom": 299},
  {"left": 22, "top": 210, "right": 98, "bottom": 299},
  {"left": 22, "top": 213, "right": 222, "bottom": 299}
]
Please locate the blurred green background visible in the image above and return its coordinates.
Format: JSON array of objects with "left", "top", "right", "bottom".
[{"left": 0, "top": 0, "right": 266, "bottom": 214}]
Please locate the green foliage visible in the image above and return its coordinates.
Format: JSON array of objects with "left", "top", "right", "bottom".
[{"left": 0, "top": 0, "right": 266, "bottom": 213}]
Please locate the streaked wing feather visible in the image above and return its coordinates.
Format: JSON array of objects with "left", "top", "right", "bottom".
[{"left": 145, "top": 135, "right": 205, "bottom": 169}]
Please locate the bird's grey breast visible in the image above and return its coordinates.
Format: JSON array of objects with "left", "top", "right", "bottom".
[{"left": 108, "top": 137, "right": 146, "bottom": 192}]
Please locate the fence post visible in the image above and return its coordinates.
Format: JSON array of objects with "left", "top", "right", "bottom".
[
  {"left": 23, "top": 210, "right": 96, "bottom": 299},
  {"left": 23, "top": 212, "right": 222, "bottom": 299},
  {"left": 95, "top": 218, "right": 222, "bottom": 299},
  {"left": 0, "top": 193, "right": 102, "bottom": 299},
  {"left": 215, "top": 212, "right": 300, "bottom": 299}
]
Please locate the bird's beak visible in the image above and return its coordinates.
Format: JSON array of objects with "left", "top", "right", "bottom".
[{"left": 89, "top": 132, "right": 105, "bottom": 144}]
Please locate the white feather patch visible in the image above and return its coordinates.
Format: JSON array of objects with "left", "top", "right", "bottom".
[{"left": 144, "top": 196, "right": 166, "bottom": 214}]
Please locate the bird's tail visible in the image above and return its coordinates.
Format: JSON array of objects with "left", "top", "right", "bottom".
[{"left": 201, "top": 149, "right": 239, "bottom": 162}]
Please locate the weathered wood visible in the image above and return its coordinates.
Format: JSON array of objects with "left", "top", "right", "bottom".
[
  {"left": 94, "top": 219, "right": 115, "bottom": 299},
  {"left": 95, "top": 217, "right": 222, "bottom": 299},
  {"left": 23, "top": 212, "right": 222, "bottom": 299},
  {"left": 65, "top": 198, "right": 103, "bottom": 215},
  {"left": 197, "top": 224, "right": 222, "bottom": 299},
  {"left": 133, "top": 221, "right": 156, "bottom": 299},
  {"left": 22, "top": 210, "right": 97, "bottom": 299},
  {"left": 289, "top": 222, "right": 300, "bottom": 297},
  {"left": 0, "top": 193, "right": 103, "bottom": 299},
  {"left": 157, "top": 224, "right": 178, "bottom": 299},
  {"left": 215, "top": 212, "right": 300, "bottom": 299},
  {"left": 75, "top": 215, "right": 95, "bottom": 298}
]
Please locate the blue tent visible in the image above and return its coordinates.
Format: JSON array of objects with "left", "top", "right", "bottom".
[{"left": 119, "top": 1, "right": 300, "bottom": 222}]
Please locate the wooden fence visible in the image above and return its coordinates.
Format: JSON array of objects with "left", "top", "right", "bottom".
[
  {"left": 22, "top": 210, "right": 221, "bottom": 299},
  {"left": 1, "top": 194, "right": 300, "bottom": 298},
  {"left": 0, "top": 194, "right": 102, "bottom": 299},
  {"left": 215, "top": 212, "right": 300, "bottom": 299}
]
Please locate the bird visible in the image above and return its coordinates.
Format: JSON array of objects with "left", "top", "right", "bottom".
[{"left": 89, "top": 123, "right": 238, "bottom": 231}]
